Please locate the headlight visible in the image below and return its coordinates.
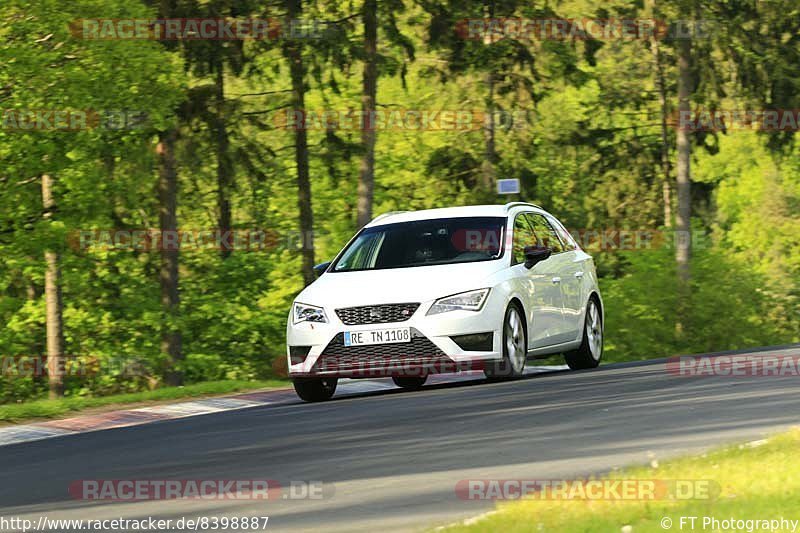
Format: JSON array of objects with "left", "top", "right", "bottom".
[
  {"left": 427, "top": 289, "right": 490, "bottom": 315},
  {"left": 293, "top": 302, "right": 328, "bottom": 324}
]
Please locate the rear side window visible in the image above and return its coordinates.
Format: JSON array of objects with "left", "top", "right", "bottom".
[{"left": 546, "top": 215, "right": 578, "bottom": 251}]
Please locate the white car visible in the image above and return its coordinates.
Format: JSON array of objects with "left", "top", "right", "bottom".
[{"left": 286, "top": 202, "right": 603, "bottom": 402}]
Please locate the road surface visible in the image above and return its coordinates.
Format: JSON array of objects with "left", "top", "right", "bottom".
[{"left": 1, "top": 345, "right": 799, "bottom": 532}]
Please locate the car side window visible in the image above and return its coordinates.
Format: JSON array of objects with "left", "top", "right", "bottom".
[
  {"left": 335, "top": 231, "right": 385, "bottom": 270},
  {"left": 526, "top": 213, "right": 565, "bottom": 254},
  {"left": 512, "top": 214, "right": 537, "bottom": 264},
  {"left": 547, "top": 215, "right": 577, "bottom": 251}
]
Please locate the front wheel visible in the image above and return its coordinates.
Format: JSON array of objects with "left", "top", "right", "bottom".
[
  {"left": 484, "top": 304, "right": 527, "bottom": 380},
  {"left": 564, "top": 298, "right": 603, "bottom": 370},
  {"left": 293, "top": 377, "right": 338, "bottom": 402},
  {"left": 392, "top": 375, "right": 427, "bottom": 390}
]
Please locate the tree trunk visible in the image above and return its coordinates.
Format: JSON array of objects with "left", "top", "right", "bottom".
[
  {"left": 356, "top": 0, "right": 378, "bottom": 229},
  {"left": 157, "top": 129, "right": 183, "bottom": 386},
  {"left": 284, "top": 0, "right": 315, "bottom": 286},
  {"left": 675, "top": 36, "right": 692, "bottom": 336},
  {"left": 482, "top": 72, "right": 497, "bottom": 191},
  {"left": 651, "top": 35, "right": 673, "bottom": 228},
  {"left": 214, "top": 63, "right": 234, "bottom": 258},
  {"left": 480, "top": 0, "right": 498, "bottom": 192},
  {"left": 41, "top": 174, "right": 65, "bottom": 399}
]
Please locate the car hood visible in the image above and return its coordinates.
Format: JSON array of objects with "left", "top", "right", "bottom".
[{"left": 296, "top": 260, "right": 507, "bottom": 308}]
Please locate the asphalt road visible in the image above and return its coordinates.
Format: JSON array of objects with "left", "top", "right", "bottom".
[{"left": 1, "top": 344, "right": 800, "bottom": 532}]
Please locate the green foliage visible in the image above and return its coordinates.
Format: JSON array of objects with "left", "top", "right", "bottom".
[
  {"left": 602, "top": 245, "right": 786, "bottom": 363},
  {"left": 0, "top": 0, "right": 798, "bottom": 404}
]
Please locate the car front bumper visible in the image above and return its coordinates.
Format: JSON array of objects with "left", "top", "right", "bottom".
[{"left": 286, "top": 297, "right": 505, "bottom": 378}]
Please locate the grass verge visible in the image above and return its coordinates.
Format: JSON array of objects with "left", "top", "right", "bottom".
[
  {"left": 0, "top": 379, "right": 289, "bottom": 424},
  {"left": 444, "top": 428, "right": 800, "bottom": 532}
]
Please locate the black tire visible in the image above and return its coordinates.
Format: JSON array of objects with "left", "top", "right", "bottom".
[
  {"left": 293, "top": 377, "right": 338, "bottom": 402},
  {"left": 565, "top": 298, "right": 603, "bottom": 370},
  {"left": 484, "top": 303, "right": 527, "bottom": 380},
  {"left": 392, "top": 375, "right": 427, "bottom": 390}
]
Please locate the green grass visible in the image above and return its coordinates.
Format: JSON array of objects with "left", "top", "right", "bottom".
[
  {"left": 0, "top": 379, "right": 289, "bottom": 423},
  {"left": 444, "top": 428, "right": 800, "bottom": 532}
]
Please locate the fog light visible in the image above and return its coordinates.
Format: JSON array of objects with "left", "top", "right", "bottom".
[
  {"left": 289, "top": 346, "right": 312, "bottom": 365},
  {"left": 450, "top": 332, "right": 493, "bottom": 352}
]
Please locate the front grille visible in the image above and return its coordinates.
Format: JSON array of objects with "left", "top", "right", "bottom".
[
  {"left": 335, "top": 303, "right": 420, "bottom": 325},
  {"left": 312, "top": 328, "right": 452, "bottom": 375}
]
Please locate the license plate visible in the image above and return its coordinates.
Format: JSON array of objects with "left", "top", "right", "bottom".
[{"left": 344, "top": 327, "right": 411, "bottom": 347}]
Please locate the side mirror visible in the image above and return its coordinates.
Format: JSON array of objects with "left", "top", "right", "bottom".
[
  {"left": 313, "top": 261, "right": 332, "bottom": 277},
  {"left": 523, "top": 246, "right": 551, "bottom": 269}
]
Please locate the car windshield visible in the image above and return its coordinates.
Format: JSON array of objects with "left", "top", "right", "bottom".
[{"left": 332, "top": 217, "right": 506, "bottom": 272}]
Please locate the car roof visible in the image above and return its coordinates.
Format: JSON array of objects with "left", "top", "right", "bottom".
[{"left": 364, "top": 203, "right": 546, "bottom": 228}]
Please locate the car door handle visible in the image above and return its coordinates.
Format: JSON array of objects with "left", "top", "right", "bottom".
[
  {"left": 551, "top": 277, "right": 561, "bottom": 284},
  {"left": 574, "top": 271, "right": 584, "bottom": 278}
]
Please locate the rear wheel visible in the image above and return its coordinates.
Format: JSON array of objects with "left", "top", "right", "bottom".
[
  {"left": 392, "top": 375, "right": 427, "bottom": 390},
  {"left": 484, "top": 304, "right": 527, "bottom": 380},
  {"left": 565, "top": 298, "right": 603, "bottom": 370},
  {"left": 293, "top": 377, "right": 338, "bottom": 402}
]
